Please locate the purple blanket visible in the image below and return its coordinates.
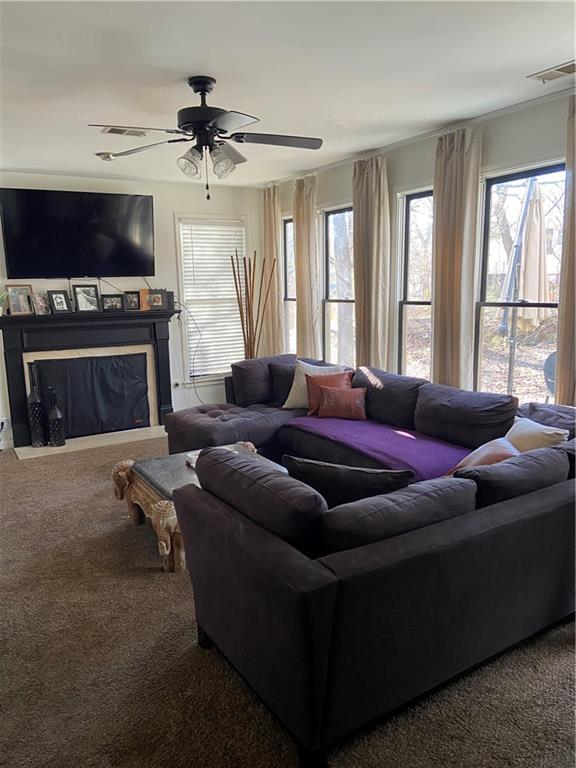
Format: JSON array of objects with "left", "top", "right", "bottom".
[{"left": 286, "top": 417, "right": 471, "bottom": 481}]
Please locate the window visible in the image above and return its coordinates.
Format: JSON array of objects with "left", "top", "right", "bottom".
[
  {"left": 324, "top": 208, "right": 355, "bottom": 366},
  {"left": 283, "top": 218, "right": 296, "bottom": 353},
  {"left": 178, "top": 219, "right": 246, "bottom": 377},
  {"left": 399, "top": 192, "right": 433, "bottom": 379},
  {"left": 475, "top": 164, "right": 565, "bottom": 403}
]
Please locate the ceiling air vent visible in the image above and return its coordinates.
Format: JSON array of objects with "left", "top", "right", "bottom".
[
  {"left": 100, "top": 126, "right": 147, "bottom": 137},
  {"left": 527, "top": 60, "right": 575, "bottom": 84}
]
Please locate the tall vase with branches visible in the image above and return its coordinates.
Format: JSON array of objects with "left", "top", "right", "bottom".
[{"left": 231, "top": 250, "right": 277, "bottom": 359}]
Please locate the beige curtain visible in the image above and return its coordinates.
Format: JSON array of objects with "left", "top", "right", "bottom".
[
  {"left": 431, "top": 127, "right": 481, "bottom": 389},
  {"left": 352, "top": 154, "right": 391, "bottom": 368},
  {"left": 293, "top": 175, "right": 321, "bottom": 358},
  {"left": 259, "top": 185, "right": 285, "bottom": 356},
  {"left": 555, "top": 95, "right": 575, "bottom": 405}
]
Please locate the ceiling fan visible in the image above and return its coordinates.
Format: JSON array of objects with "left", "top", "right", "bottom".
[{"left": 91, "top": 75, "right": 323, "bottom": 195}]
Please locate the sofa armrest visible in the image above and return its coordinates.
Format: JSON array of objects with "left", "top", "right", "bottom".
[
  {"left": 173, "top": 483, "right": 338, "bottom": 750},
  {"left": 224, "top": 375, "right": 236, "bottom": 404}
]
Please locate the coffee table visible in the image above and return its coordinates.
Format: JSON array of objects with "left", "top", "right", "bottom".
[{"left": 112, "top": 442, "right": 281, "bottom": 573}]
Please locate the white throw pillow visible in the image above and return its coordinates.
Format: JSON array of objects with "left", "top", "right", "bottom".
[
  {"left": 283, "top": 360, "right": 345, "bottom": 410},
  {"left": 506, "top": 417, "right": 569, "bottom": 452}
]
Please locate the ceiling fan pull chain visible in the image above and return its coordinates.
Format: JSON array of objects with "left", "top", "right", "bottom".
[{"left": 204, "top": 148, "right": 211, "bottom": 200}]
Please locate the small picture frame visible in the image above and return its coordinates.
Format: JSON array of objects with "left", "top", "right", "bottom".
[
  {"left": 31, "top": 293, "right": 51, "bottom": 315},
  {"left": 6, "top": 284, "right": 34, "bottom": 315},
  {"left": 123, "top": 291, "right": 141, "bottom": 311},
  {"left": 47, "top": 290, "right": 73, "bottom": 314},
  {"left": 101, "top": 294, "right": 124, "bottom": 312},
  {"left": 144, "top": 288, "right": 168, "bottom": 311},
  {"left": 139, "top": 288, "right": 150, "bottom": 312},
  {"left": 72, "top": 284, "right": 100, "bottom": 312}
]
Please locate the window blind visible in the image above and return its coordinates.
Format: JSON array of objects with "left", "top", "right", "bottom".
[{"left": 179, "top": 220, "right": 246, "bottom": 377}]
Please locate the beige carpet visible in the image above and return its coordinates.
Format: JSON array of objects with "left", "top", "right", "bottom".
[{"left": 0, "top": 438, "right": 574, "bottom": 768}]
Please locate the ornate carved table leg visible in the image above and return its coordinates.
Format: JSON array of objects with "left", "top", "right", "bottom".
[
  {"left": 172, "top": 529, "right": 186, "bottom": 573},
  {"left": 149, "top": 500, "right": 185, "bottom": 573},
  {"left": 111, "top": 459, "right": 144, "bottom": 525}
]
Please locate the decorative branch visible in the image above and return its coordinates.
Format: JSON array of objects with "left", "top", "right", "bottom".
[{"left": 231, "top": 251, "right": 277, "bottom": 359}]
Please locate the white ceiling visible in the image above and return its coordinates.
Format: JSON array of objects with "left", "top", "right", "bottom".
[{"left": 1, "top": 1, "right": 574, "bottom": 187}]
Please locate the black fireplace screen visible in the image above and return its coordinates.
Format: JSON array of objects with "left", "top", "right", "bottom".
[{"left": 33, "top": 353, "right": 151, "bottom": 438}]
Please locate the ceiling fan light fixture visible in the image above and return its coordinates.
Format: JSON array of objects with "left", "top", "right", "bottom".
[
  {"left": 211, "top": 146, "right": 236, "bottom": 179},
  {"left": 177, "top": 147, "right": 203, "bottom": 179}
]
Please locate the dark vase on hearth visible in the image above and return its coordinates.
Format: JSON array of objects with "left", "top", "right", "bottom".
[
  {"left": 27, "top": 364, "right": 46, "bottom": 447},
  {"left": 47, "top": 386, "right": 66, "bottom": 447}
]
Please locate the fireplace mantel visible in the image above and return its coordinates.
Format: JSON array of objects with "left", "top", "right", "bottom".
[{"left": 0, "top": 309, "right": 179, "bottom": 447}]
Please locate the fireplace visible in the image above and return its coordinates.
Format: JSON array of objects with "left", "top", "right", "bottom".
[
  {"left": 0, "top": 308, "right": 177, "bottom": 447},
  {"left": 29, "top": 349, "right": 154, "bottom": 438}
]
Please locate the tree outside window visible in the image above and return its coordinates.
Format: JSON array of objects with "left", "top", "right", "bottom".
[
  {"left": 476, "top": 165, "right": 565, "bottom": 403},
  {"left": 324, "top": 208, "right": 355, "bottom": 366}
]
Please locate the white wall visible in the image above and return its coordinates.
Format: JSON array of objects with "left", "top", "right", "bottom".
[
  {"left": 280, "top": 94, "right": 570, "bottom": 212},
  {"left": 278, "top": 93, "right": 570, "bottom": 368},
  {"left": 0, "top": 172, "right": 262, "bottom": 446}
]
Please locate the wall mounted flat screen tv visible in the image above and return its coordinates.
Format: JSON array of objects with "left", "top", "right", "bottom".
[{"left": 0, "top": 188, "right": 155, "bottom": 278}]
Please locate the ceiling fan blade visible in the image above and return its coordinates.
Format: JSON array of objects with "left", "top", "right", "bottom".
[
  {"left": 217, "top": 142, "right": 247, "bottom": 165},
  {"left": 95, "top": 137, "right": 191, "bottom": 160},
  {"left": 89, "top": 123, "right": 184, "bottom": 135},
  {"left": 210, "top": 111, "right": 259, "bottom": 133},
  {"left": 230, "top": 132, "right": 323, "bottom": 150}
]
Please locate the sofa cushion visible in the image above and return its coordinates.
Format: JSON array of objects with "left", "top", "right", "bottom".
[
  {"left": 306, "top": 371, "right": 352, "bottom": 415},
  {"left": 281, "top": 418, "right": 470, "bottom": 481},
  {"left": 268, "top": 357, "right": 331, "bottom": 406},
  {"left": 231, "top": 354, "right": 296, "bottom": 406},
  {"left": 282, "top": 455, "right": 415, "bottom": 508},
  {"left": 506, "top": 416, "right": 569, "bottom": 452},
  {"left": 414, "top": 383, "right": 518, "bottom": 449},
  {"left": 447, "top": 437, "right": 519, "bottom": 474},
  {"left": 517, "top": 402, "right": 576, "bottom": 439},
  {"left": 164, "top": 402, "right": 305, "bottom": 453},
  {"left": 318, "top": 386, "right": 367, "bottom": 420},
  {"left": 352, "top": 366, "right": 428, "bottom": 429},
  {"left": 196, "top": 447, "right": 327, "bottom": 549},
  {"left": 278, "top": 424, "right": 386, "bottom": 469},
  {"left": 455, "top": 447, "right": 570, "bottom": 508},
  {"left": 283, "top": 360, "right": 345, "bottom": 409},
  {"left": 270, "top": 362, "right": 297, "bottom": 406},
  {"left": 322, "top": 477, "right": 476, "bottom": 553}
]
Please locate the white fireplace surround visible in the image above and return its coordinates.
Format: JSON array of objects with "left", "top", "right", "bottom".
[{"left": 22, "top": 344, "right": 159, "bottom": 429}]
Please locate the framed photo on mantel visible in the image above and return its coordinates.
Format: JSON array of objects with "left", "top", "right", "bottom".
[
  {"left": 123, "top": 291, "right": 141, "bottom": 311},
  {"left": 31, "top": 293, "right": 51, "bottom": 315},
  {"left": 73, "top": 284, "right": 101, "bottom": 312},
  {"left": 47, "top": 290, "right": 73, "bottom": 314},
  {"left": 6, "top": 284, "right": 34, "bottom": 315},
  {"left": 140, "top": 288, "right": 168, "bottom": 311},
  {"left": 101, "top": 294, "right": 124, "bottom": 312}
]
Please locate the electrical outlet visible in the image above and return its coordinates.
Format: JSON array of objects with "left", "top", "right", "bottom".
[{"left": 0, "top": 416, "right": 9, "bottom": 432}]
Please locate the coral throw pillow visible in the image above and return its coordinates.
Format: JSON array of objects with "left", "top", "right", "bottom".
[
  {"left": 446, "top": 437, "right": 520, "bottom": 475},
  {"left": 318, "top": 386, "right": 367, "bottom": 420},
  {"left": 283, "top": 360, "right": 345, "bottom": 409},
  {"left": 306, "top": 371, "right": 352, "bottom": 415}
]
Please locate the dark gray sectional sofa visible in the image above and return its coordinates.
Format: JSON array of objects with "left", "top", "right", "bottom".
[
  {"left": 165, "top": 355, "right": 527, "bottom": 478},
  {"left": 174, "top": 444, "right": 575, "bottom": 767},
  {"left": 167, "top": 355, "right": 576, "bottom": 767}
]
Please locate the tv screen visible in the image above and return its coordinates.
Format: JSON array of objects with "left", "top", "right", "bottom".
[{"left": 0, "top": 188, "right": 155, "bottom": 278}]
